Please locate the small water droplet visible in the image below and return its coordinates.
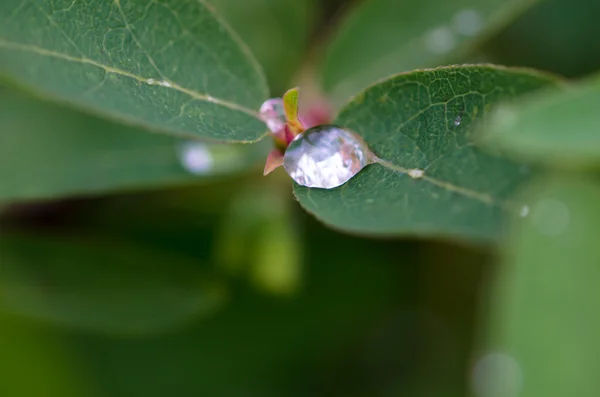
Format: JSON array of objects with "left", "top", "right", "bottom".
[
  {"left": 177, "top": 141, "right": 213, "bottom": 174},
  {"left": 157, "top": 80, "right": 172, "bottom": 88},
  {"left": 259, "top": 98, "right": 286, "bottom": 133},
  {"left": 472, "top": 352, "right": 523, "bottom": 397},
  {"left": 408, "top": 169, "right": 425, "bottom": 179},
  {"left": 425, "top": 26, "right": 456, "bottom": 54},
  {"left": 531, "top": 198, "right": 570, "bottom": 236},
  {"left": 452, "top": 9, "right": 483, "bottom": 37},
  {"left": 519, "top": 205, "right": 530, "bottom": 218},
  {"left": 146, "top": 78, "right": 156, "bottom": 85},
  {"left": 454, "top": 115, "right": 462, "bottom": 126},
  {"left": 283, "top": 125, "right": 372, "bottom": 189}
]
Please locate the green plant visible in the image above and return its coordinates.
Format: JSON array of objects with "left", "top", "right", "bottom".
[{"left": 1, "top": 0, "right": 600, "bottom": 396}]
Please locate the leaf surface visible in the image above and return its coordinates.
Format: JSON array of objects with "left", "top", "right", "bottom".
[
  {"left": 0, "top": 0, "right": 268, "bottom": 141},
  {"left": 0, "top": 232, "right": 226, "bottom": 336},
  {"left": 484, "top": 77, "right": 600, "bottom": 167},
  {"left": 294, "top": 65, "right": 560, "bottom": 241},
  {"left": 485, "top": 176, "right": 600, "bottom": 396},
  {"left": 321, "top": 0, "right": 541, "bottom": 103},
  {"left": 0, "top": 89, "right": 268, "bottom": 202}
]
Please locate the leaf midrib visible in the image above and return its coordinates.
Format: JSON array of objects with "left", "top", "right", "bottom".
[
  {"left": 0, "top": 39, "right": 261, "bottom": 119},
  {"left": 373, "top": 157, "right": 497, "bottom": 205}
]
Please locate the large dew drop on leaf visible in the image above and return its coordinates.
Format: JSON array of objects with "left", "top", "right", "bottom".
[{"left": 284, "top": 125, "right": 373, "bottom": 189}]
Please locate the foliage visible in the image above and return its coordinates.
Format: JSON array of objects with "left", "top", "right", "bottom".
[{"left": 1, "top": 0, "right": 599, "bottom": 396}]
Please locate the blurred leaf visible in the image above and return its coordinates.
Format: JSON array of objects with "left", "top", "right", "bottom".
[
  {"left": 0, "top": 89, "right": 269, "bottom": 202},
  {"left": 69, "top": 227, "right": 419, "bottom": 397},
  {"left": 0, "top": 232, "right": 226, "bottom": 336},
  {"left": 209, "top": 0, "right": 316, "bottom": 94},
  {"left": 486, "top": 176, "right": 600, "bottom": 396},
  {"left": 0, "top": 0, "right": 268, "bottom": 141},
  {"left": 483, "top": 0, "right": 600, "bottom": 78},
  {"left": 0, "top": 312, "right": 87, "bottom": 397},
  {"left": 294, "top": 65, "right": 560, "bottom": 241},
  {"left": 214, "top": 183, "right": 302, "bottom": 296},
  {"left": 251, "top": 210, "right": 302, "bottom": 296},
  {"left": 320, "top": 0, "right": 541, "bottom": 102},
  {"left": 483, "top": 76, "right": 600, "bottom": 168}
]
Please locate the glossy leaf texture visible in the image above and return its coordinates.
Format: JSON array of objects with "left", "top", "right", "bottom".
[
  {"left": 209, "top": 0, "right": 316, "bottom": 94},
  {"left": 483, "top": 76, "right": 600, "bottom": 168},
  {"left": 0, "top": 232, "right": 226, "bottom": 336},
  {"left": 0, "top": 89, "right": 268, "bottom": 202},
  {"left": 320, "top": 0, "right": 541, "bottom": 103},
  {"left": 485, "top": 176, "right": 600, "bottom": 396},
  {"left": 0, "top": 0, "right": 268, "bottom": 142},
  {"left": 294, "top": 65, "right": 561, "bottom": 241}
]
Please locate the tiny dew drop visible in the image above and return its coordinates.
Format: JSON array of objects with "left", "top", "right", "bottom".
[
  {"left": 454, "top": 115, "right": 462, "bottom": 126},
  {"left": 283, "top": 125, "right": 373, "bottom": 189},
  {"left": 259, "top": 98, "right": 286, "bottom": 133}
]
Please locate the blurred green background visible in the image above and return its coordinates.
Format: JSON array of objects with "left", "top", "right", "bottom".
[{"left": 2, "top": 0, "right": 600, "bottom": 396}]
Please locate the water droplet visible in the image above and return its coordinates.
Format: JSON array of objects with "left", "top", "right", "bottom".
[
  {"left": 146, "top": 78, "right": 156, "bottom": 85},
  {"left": 519, "top": 205, "right": 530, "bottom": 218},
  {"left": 408, "top": 168, "right": 425, "bottom": 179},
  {"left": 259, "top": 98, "right": 286, "bottom": 133},
  {"left": 157, "top": 80, "right": 172, "bottom": 88},
  {"left": 531, "top": 198, "right": 570, "bottom": 236},
  {"left": 283, "top": 125, "right": 372, "bottom": 189},
  {"left": 472, "top": 352, "right": 523, "bottom": 397},
  {"left": 425, "top": 26, "right": 456, "bottom": 54},
  {"left": 454, "top": 115, "right": 462, "bottom": 126},
  {"left": 177, "top": 141, "right": 213, "bottom": 174},
  {"left": 452, "top": 9, "right": 483, "bottom": 37}
]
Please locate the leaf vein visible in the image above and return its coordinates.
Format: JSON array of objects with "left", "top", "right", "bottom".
[{"left": 0, "top": 39, "right": 262, "bottom": 119}]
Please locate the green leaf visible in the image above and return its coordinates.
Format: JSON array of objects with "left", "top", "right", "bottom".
[
  {"left": 69, "top": 226, "right": 416, "bottom": 397},
  {"left": 0, "top": 232, "right": 226, "bottom": 336},
  {"left": 209, "top": 0, "right": 316, "bottom": 94},
  {"left": 0, "top": 312, "right": 87, "bottom": 397},
  {"left": 294, "top": 65, "right": 561, "bottom": 241},
  {"left": 483, "top": 77, "right": 600, "bottom": 168},
  {"left": 0, "top": 0, "right": 268, "bottom": 142},
  {"left": 0, "top": 89, "right": 268, "bottom": 202},
  {"left": 321, "top": 0, "right": 541, "bottom": 103},
  {"left": 485, "top": 176, "right": 600, "bottom": 396},
  {"left": 214, "top": 184, "right": 302, "bottom": 296},
  {"left": 483, "top": 0, "right": 600, "bottom": 79}
]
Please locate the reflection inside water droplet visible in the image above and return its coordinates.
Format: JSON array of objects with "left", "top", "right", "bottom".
[
  {"left": 283, "top": 125, "right": 372, "bottom": 189},
  {"left": 454, "top": 115, "right": 462, "bottom": 126},
  {"left": 471, "top": 352, "right": 523, "bottom": 397},
  {"left": 259, "top": 98, "right": 286, "bottom": 133},
  {"left": 177, "top": 141, "right": 214, "bottom": 174}
]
